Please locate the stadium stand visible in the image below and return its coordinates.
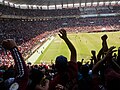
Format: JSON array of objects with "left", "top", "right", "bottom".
[{"left": 0, "top": 0, "right": 120, "bottom": 90}]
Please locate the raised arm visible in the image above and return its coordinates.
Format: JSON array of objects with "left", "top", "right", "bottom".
[
  {"left": 58, "top": 29, "right": 77, "bottom": 63},
  {"left": 91, "top": 50, "right": 97, "bottom": 64},
  {"left": 92, "top": 46, "right": 116, "bottom": 74},
  {"left": 101, "top": 34, "right": 108, "bottom": 57},
  {"left": 2, "top": 39, "right": 28, "bottom": 90},
  {"left": 97, "top": 34, "right": 108, "bottom": 61}
]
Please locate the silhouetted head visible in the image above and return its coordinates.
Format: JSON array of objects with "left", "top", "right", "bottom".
[
  {"left": 77, "top": 61, "right": 82, "bottom": 72},
  {"left": 55, "top": 55, "right": 68, "bottom": 72},
  {"left": 29, "top": 68, "right": 44, "bottom": 84},
  {"left": 80, "top": 65, "right": 89, "bottom": 76}
]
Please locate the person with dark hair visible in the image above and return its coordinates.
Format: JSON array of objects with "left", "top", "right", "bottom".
[
  {"left": 49, "top": 29, "right": 78, "bottom": 90},
  {"left": 78, "top": 64, "right": 92, "bottom": 90},
  {"left": 27, "top": 68, "right": 49, "bottom": 90},
  {"left": 1, "top": 39, "right": 29, "bottom": 90}
]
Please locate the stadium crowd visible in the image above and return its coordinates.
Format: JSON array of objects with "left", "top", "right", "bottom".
[
  {"left": 0, "top": 4, "right": 120, "bottom": 17},
  {"left": 0, "top": 17, "right": 119, "bottom": 43},
  {"left": 0, "top": 3, "right": 120, "bottom": 90},
  {"left": 0, "top": 29, "right": 120, "bottom": 90},
  {"left": 0, "top": 16, "right": 120, "bottom": 66},
  {"left": 0, "top": 4, "right": 80, "bottom": 17}
]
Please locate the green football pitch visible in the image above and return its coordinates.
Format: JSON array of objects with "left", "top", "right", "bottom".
[{"left": 34, "top": 31, "right": 120, "bottom": 64}]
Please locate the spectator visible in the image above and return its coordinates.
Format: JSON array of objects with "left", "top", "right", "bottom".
[
  {"left": 0, "top": 39, "right": 28, "bottom": 90},
  {"left": 92, "top": 34, "right": 120, "bottom": 90},
  {"left": 27, "top": 68, "right": 49, "bottom": 90},
  {"left": 49, "top": 29, "right": 78, "bottom": 90}
]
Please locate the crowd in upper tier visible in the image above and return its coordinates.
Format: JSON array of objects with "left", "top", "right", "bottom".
[{"left": 0, "top": 4, "right": 120, "bottom": 17}]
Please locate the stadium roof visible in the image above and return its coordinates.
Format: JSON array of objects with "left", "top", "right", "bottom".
[
  {"left": 2, "top": 0, "right": 120, "bottom": 5},
  {"left": 0, "top": 0, "right": 119, "bottom": 9}
]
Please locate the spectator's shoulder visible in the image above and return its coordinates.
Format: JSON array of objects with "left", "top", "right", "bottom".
[
  {"left": 68, "top": 61, "right": 77, "bottom": 65},
  {"left": 68, "top": 61, "right": 78, "bottom": 72}
]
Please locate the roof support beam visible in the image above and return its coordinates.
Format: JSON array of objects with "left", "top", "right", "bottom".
[
  {"left": 79, "top": 0, "right": 81, "bottom": 7},
  {"left": 73, "top": 0, "right": 74, "bottom": 7}
]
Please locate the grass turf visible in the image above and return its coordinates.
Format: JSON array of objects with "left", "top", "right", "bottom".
[{"left": 34, "top": 31, "right": 120, "bottom": 64}]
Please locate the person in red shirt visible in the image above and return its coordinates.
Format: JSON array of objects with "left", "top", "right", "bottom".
[
  {"left": 1, "top": 39, "right": 29, "bottom": 90},
  {"left": 49, "top": 29, "right": 78, "bottom": 90}
]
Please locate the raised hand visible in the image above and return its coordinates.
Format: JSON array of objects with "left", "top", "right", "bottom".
[
  {"left": 58, "top": 29, "right": 77, "bottom": 63},
  {"left": 101, "top": 34, "right": 108, "bottom": 58},
  {"left": 92, "top": 46, "right": 116, "bottom": 74},
  {"left": 101, "top": 34, "right": 108, "bottom": 41},
  {"left": 2, "top": 39, "right": 28, "bottom": 90},
  {"left": 58, "top": 29, "right": 67, "bottom": 40},
  {"left": 55, "top": 84, "right": 64, "bottom": 90},
  {"left": 2, "top": 39, "right": 17, "bottom": 50},
  {"left": 91, "top": 50, "right": 97, "bottom": 64},
  {"left": 91, "top": 50, "right": 96, "bottom": 55},
  {"left": 104, "top": 46, "right": 116, "bottom": 59}
]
